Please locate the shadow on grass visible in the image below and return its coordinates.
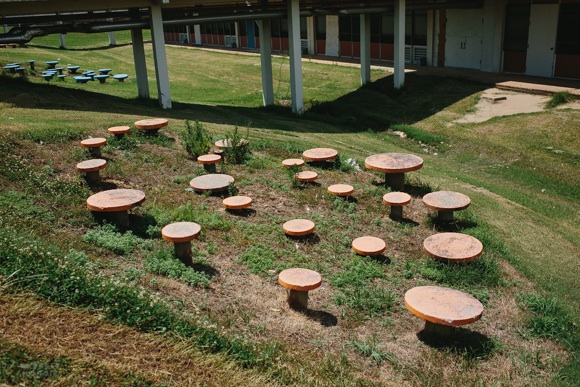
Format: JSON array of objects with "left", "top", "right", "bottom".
[
  {"left": 225, "top": 208, "right": 256, "bottom": 217},
  {"left": 417, "top": 326, "right": 499, "bottom": 360},
  {"left": 27, "top": 43, "right": 133, "bottom": 52},
  {"left": 285, "top": 233, "right": 321, "bottom": 245},
  {"left": 191, "top": 262, "right": 220, "bottom": 279},
  {"left": 305, "top": 309, "right": 339, "bottom": 327},
  {"left": 429, "top": 217, "right": 478, "bottom": 232},
  {"left": 371, "top": 254, "right": 391, "bottom": 265},
  {"left": 128, "top": 213, "right": 158, "bottom": 238}
]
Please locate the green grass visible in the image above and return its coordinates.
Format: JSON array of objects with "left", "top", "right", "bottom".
[{"left": 546, "top": 91, "right": 575, "bottom": 109}]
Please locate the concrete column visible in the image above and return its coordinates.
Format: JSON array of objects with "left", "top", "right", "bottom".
[
  {"left": 325, "top": 15, "right": 339, "bottom": 57},
  {"left": 306, "top": 16, "right": 315, "bottom": 55},
  {"left": 131, "top": 28, "right": 150, "bottom": 99},
  {"left": 288, "top": 0, "right": 304, "bottom": 114},
  {"left": 186, "top": 25, "right": 191, "bottom": 44},
  {"left": 360, "top": 14, "right": 371, "bottom": 85},
  {"left": 59, "top": 34, "right": 66, "bottom": 49},
  {"left": 108, "top": 32, "right": 116, "bottom": 46},
  {"left": 194, "top": 25, "right": 201, "bottom": 45},
  {"left": 394, "top": 0, "right": 406, "bottom": 89},
  {"left": 258, "top": 20, "right": 274, "bottom": 106},
  {"left": 150, "top": 4, "right": 172, "bottom": 109},
  {"left": 481, "top": 0, "right": 505, "bottom": 73},
  {"left": 427, "top": 11, "right": 434, "bottom": 66},
  {"left": 234, "top": 22, "right": 240, "bottom": 48}
]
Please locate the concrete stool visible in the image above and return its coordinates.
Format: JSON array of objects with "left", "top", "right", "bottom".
[
  {"left": 76, "top": 159, "right": 106, "bottom": 183},
  {"left": 422, "top": 191, "right": 471, "bottom": 222},
  {"left": 283, "top": 219, "right": 315, "bottom": 237},
  {"left": 295, "top": 171, "right": 318, "bottom": 183},
  {"left": 189, "top": 174, "right": 234, "bottom": 193},
  {"left": 86, "top": 188, "right": 145, "bottom": 227},
  {"left": 98, "top": 68, "right": 112, "bottom": 75},
  {"left": 28, "top": 60, "right": 36, "bottom": 70},
  {"left": 302, "top": 148, "right": 338, "bottom": 162},
  {"left": 161, "top": 222, "right": 201, "bottom": 266},
  {"left": 134, "top": 118, "right": 168, "bottom": 135},
  {"left": 107, "top": 126, "right": 130, "bottom": 139},
  {"left": 383, "top": 192, "right": 411, "bottom": 220},
  {"left": 94, "top": 74, "right": 109, "bottom": 83},
  {"left": 223, "top": 195, "right": 252, "bottom": 210},
  {"left": 113, "top": 74, "right": 128, "bottom": 81},
  {"left": 73, "top": 76, "right": 91, "bottom": 84},
  {"left": 405, "top": 285, "right": 484, "bottom": 337},
  {"left": 352, "top": 236, "right": 386, "bottom": 256},
  {"left": 328, "top": 184, "right": 354, "bottom": 197},
  {"left": 67, "top": 65, "right": 80, "bottom": 74},
  {"left": 56, "top": 74, "right": 66, "bottom": 81},
  {"left": 54, "top": 67, "right": 64, "bottom": 75},
  {"left": 80, "top": 137, "right": 107, "bottom": 158},
  {"left": 16, "top": 67, "right": 26, "bottom": 75},
  {"left": 45, "top": 60, "right": 59, "bottom": 69},
  {"left": 282, "top": 158, "right": 304, "bottom": 168},
  {"left": 41, "top": 73, "right": 54, "bottom": 81},
  {"left": 278, "top": 268, "right": 322, "bottom": 310},
  {"left": 423, "top": 232, "right": 483, "bottom": 263},
  {"left": 197, "top": 154, "right": 222, "bottom": 173}
]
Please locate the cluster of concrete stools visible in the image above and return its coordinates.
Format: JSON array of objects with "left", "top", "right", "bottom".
[{"left": 2, "top": 59, "right": 128, "bottom": 83}]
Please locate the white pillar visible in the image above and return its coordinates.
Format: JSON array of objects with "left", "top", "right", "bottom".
[
  {"left": 186, "top": 25, "right": 191, "bottom": 44},
  {"left": 258, "top": 20, "right": 274, "bottom": 106},
  {"left": 59, "top": 34, "right": 66, "bottom": 49},
  {"left": 108, "top": 32, "right": 116, "bottom": 46},
  {"left": 360, "top": 14, "right": 371, "bottom": 85},
  {"left": 131, "top": 28, "right": 150, "bottom": 99},
  {"left": 194, "top": 25, "right": 201, "bottom": 45},
  {"left": 325, "top": 15, "right": 339, "bottom": 57},
  {"left": 287, "top": 0, "right": 304, "bottom": 114},
  {"left": 150, "top": 4, "right": 172, "bottom": 109},
  {"left": 394, "top": 0, "right": 406, "bottom": 89},
  {"left": 306, "top": 16, "right": 315, "bottom": 55}
]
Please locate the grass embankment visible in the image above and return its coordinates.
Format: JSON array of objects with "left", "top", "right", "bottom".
[{"left": 0, "top": 33, "right": 578, "bottom": 385}]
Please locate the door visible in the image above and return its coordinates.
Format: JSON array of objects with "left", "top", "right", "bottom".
[
  {"left": 444, "top": 9, "right": 482, "bottom": 69},
  {"left": 526, "top": 4, "right": 559, "bottom": 77},
  {"left": 246, "top": 21, "right": 255, "bottom": 49}
]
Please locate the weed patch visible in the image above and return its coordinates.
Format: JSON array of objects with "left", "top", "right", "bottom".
[
  {"left": 145, "top": 248, "right": 210, "bottom": 287},
  {"left": 546, "top": 92, "right": 574, "bottom": 109},
  {"left": 83, "top": 223, "right": 153, "bottom": 255}
]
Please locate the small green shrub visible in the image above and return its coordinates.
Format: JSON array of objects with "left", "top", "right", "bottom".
[
  {"left": 145, "top": 249, "right": 210, "bottom": 287},
  {"left": 83, "top": 223, "right": 152, "bottom": 255},
  {"left": 182, "top": 120, "right": 212, "bottom": 159},
  {"left": 332, "top": 197, "right": 356, "bottom": 213},
  {"left": 350, "top": 336, "right": 393, "bottom": 365},
  {"left": 546, "top": 91, "right": 574, "bottom": 109},
  {"left": 223, "top": 126, "right": 251, "bottom": 164},
  {"left": 238, "top": 244, "right": 282, "bottom": 275}
]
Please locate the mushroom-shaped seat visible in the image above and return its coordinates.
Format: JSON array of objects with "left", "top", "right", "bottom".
[
  {"left": 86, "top": 189, "right": 145, "bottom": 227},
  {"left": 352, "top": 236, "right": 386, "bottom": 256},
  {"left": 73, "top": 76, "right": 91, "bottom": 84},
  {"left": 56, "top": 74, "right": 66, "bottom": 81},
  {"left": 76, "top": 159, "right": 106, "bottom": 183},
  {"left": 222, "top": 195, "right": 252, "bottom": 210},
  {"left": 283, "top": 219, "right": 315, "bottom": 237},
  {"left": 197, "top": 154, "right": 222, "bottom": 173},
  {"left": 98, "top": 68, "right": 112, "bottom": 74},
  {"left": 67, "top": 65, "right": 80, "bottom": 73},
  {"left": 80, "top": 137, "right": 107, "bottom": 157},
  {"left": 162, "top": 222, "right": 201, "bottom": 266},
  {"left": 113, "top": 73, "right": 128, "bottom": 81},
  {"left": 94, "top": 74, "right": 109, "bottom": 83},
  {"left": 422, "top": 191, "right": 471, "bottom": 222},
  {"left": 189, "top": 174, "right": 234, "bottom": 193},
  {"left": 327, "top": 184, "right": 354, "bottom": 197},
  {"left": 295, "top": 171, "right": 318, "bottom": 183},
  {"left": 383, "top": 191, "right": 412, "bottom": 220},
  {"left": 282, "top": 158, "right": 305, "bottom": 168},
  {"left": 278, "top": 268, "right": 322, "bottom": 310},
  {"left": 404, "top": 285, "right": 484, "bottom": 337},
  {"left": 302, "top": 148, "right": 338, "bottom": 162},
  {"left": 107, "top": 125, "right": 131, "bottom": 139},
  {"left": 423, "top": 232, "right": 483, "bottom": 263},
  {"left": 134, "top": 118, "right": 168, "bottom": 135}
]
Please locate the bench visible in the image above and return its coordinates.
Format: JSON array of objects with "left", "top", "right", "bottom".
[
  {"left": 161, "top": 221, "right": 201, "bottom": 266},
  {"left": 197, "top": 154, "right": 222, "bottom": 173},
  {"left": 222, "top": 195, "right": 252, "bottom": 211},
  {"left": 423, "top": 232, "right": 483, "bottom": 263},
  {"left": 86, "top": 188, "right": 145, "bottom": 227},
  {"left": 404, "top": 285, "right": 484, "bottom": 337},
  {"left": 352, "top": 236, "right": 386, "bottom": 256},
  {"left": 422, "top": 191, "right": 471, "bottom": 222},
  {"left": 76, "top": 158, "right": 106, "bottom": 183},
  {"left": 113, "top": 73, "right": 128, "bottom": 82},
  {"left": 278, "top": 268, "right": 322, "bottom": 310},
  {"left": 383, "top": 191, "right": 412, "bottom": 220},
  {"left": 80, "top": 137, "right": 107, "bottom": 157},
  {"left": 189, "top": 173, "right": 234, "bottom": 193},
  {"left": 327, "top": 184, "right": 354, "bottom": 197},
  {"left": 107, "top": 125, "right": 130, "bottom": 139},
  {"left": 283, "top": 219, "right": 315, "bottom": 237}
]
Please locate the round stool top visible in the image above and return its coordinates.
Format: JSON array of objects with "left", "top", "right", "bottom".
[
  {"left": 302, "top": 148, "right": 338, "bottom": 162},
  {"left": 67, "top": 65, "right": 80, "bottom": 70},
  {"left": 283, "top": 219, "right": 315, "bottom": 236},
  {"left": 282, "top": 158, "right": 305, "bottom": 168},
  {"left": 107, "top": 126, "right": 131, "bottom": 135},
  {"left": 76, "top": 159, "right": 107, "bottom": 172},
  {"left": 365, "top": 153, "right": 424, "bottom": 173},
  {"left": 383, "top": 192, "right": 412, "bottom": 206},
  {"left": 404, "top": 286, "right": 484, "bottom": 326},
  {"left": 80, "top": 138, "right": 107, "bottom": 148},
  {"left": 223, "top": 195, "right": 252, "bottom": 210},
  {"left": 423, "top": 232, "right": 483, "bottom": 263},
  {"left": 134, "top": 118, "right": 168, "bottom": 130},
  {"left": 161, "top": 222, "right": 201, "bottom": 243},
  {"left": 328, "top": 184, "right": 354, "bottom": 196},
  {"left": 189, "top": 174, "right": 234, "bottom": 192},
  {"left": 422, "top": 191, "right": 471, "bottom": 211},
  {"left": 113, "top": 74, "right": 128, "bottom": 79},
  {"left": 86, "top": 189, "right": 145, "bottom": 212},
  {"left": 197, "top": 154, "right": 222, "bottom": 164},
  {"left": 278, "top": 268, "right": 322, "bottom": 291},
  {"left": 295, "top": 171, "right": 318, "bottom": 182},
  {"left": 352, "top": 236, "right": 386, "bottom": 256}
]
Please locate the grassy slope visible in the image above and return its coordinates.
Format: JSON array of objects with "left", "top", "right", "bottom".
[{"left": 0, "top": 33, "right": 578, "bottom": 384}]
